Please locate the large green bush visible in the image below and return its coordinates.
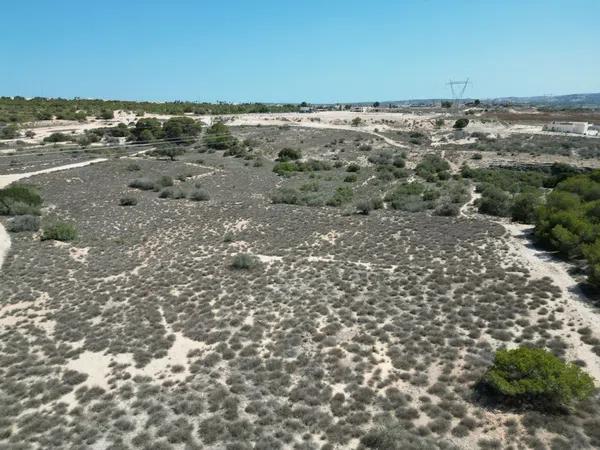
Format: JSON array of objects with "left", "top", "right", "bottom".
[
  {"left": 0, "top": 184, "right": 42, "bottom": 216},
  {"left": 481, "top": 347, "right": 595, "bottom": 408},
  {"left": 277, "top": 148, "right": 302, "bottom": 161},
  {"left": 41, "top": 222, "right": 78, "bottom": 242}
]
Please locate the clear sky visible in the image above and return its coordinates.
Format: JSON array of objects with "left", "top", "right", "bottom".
[{"left": 2, "top": 0, "right": 599, "bottom": 103}]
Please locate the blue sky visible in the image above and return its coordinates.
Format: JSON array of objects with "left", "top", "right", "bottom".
[{"left": 2, "top": 0, "right": 599, "bottom": 103}]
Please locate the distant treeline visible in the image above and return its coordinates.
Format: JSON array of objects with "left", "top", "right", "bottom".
[{"left": 0, "top": 97, "right": 300, "bottom": 123}]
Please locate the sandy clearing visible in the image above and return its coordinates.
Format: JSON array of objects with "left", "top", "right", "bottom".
[{"left": 0, "top": 158, "right": 108, "bottom": 270}]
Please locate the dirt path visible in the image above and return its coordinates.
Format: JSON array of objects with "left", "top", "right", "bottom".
[
  {"left": 459, "top": 184, "right": 479, "bottom": 217},
  {"left": 503, "top": 222, "right": 600, "bottom": 380},
  {"left": 0, "top": 158, "right": 108, "bottom": 270},
  {"left": 459, "top": 195, "right": 600, "bottom": 379}
]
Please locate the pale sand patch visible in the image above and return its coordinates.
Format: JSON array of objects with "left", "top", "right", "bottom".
[
  {"left": 255, "top": 254, "right": 283, "bottom": 264},
  {"left": 69, "top": 246, "right": 89, "bottom": 263},
  {"left": 66, "top": 307, "right": 207, "bottom": 390},
  {"left": 317, "top": 230, "right": 338, "bottom": 245}
]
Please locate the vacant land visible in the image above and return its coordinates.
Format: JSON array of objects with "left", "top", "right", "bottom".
[{"left": 1, "top": 110, "right": 599, "bottom": 449}]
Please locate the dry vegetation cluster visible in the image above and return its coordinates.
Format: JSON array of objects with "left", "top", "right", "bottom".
[{"left": 1, "top": 119, "right": 599, "bottom": 449}]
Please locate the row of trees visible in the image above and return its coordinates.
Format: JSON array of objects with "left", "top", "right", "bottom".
[
  {"left": 534, "top": 170, "right": 600, "bottom": 285},
  {"left": 0, "top": 97, "right": 300, "bottom": 124}
]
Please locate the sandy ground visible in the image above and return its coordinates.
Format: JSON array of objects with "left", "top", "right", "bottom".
[{"left": 0, "top": 158, "right": 108, "bottom": 269}]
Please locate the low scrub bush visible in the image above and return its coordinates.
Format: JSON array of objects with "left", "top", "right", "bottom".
[
  {"left": 7, "top": 214, "right": 40, "bottom": 232},
  {"left": 356, "top": 198, "right": 383, "bottom": 215},
  {"left": 416, "top": 154, "right": 450, "bottom": 181},
  {"left": 119, "top": 196, "right": 138, "bottom": 206},
  {"left": 277, "top": 148, "right": 302, "bottom": 161},
  {"left": 480, "top": 347, "right": 595, "bottom": 409},
  {"left": 41, "top": 222, "right": 78, "bottom": 241},
  {"left": 435, "top": 203, "right": 460, "bottom": 217},
  {"left": 43, "top": 132, "right": 74, "bottom": 143},
  {"left": 231, "top": 253, "right": 259, "bottom": 270},
  {"left": 327, "top": 186, "right": 353, "bottom": 207},
  {"left": 188, "top": 189, "right": 210, "bottom": 201},
  {"left": 128, "top": 178, "right": 155, "bottom": 191},
  {"left": 159, "top": 187, "right": 186, "bottom": 199}
]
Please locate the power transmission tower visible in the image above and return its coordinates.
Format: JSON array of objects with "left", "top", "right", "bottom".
[{"left": 446, "top": 78, "right": 471, "bottom": 108}]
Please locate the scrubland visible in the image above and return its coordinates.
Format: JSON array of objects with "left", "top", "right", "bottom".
[{"left": 1, "top": 109, "right": 600, "bottom": 449}]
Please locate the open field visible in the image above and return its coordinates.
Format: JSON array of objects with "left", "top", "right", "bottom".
[{"left": 1, "top": 111, "right": 600, "bottom": 449}]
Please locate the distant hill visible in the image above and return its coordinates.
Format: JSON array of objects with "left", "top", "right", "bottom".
[
  {"left": 352, "top": 93, "right": 600, "bottom": 108},
  {"left": 487, "top": 93, "right": 600, "bottom": 107}
]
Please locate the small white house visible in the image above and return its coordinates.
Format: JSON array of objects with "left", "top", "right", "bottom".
[{"left": 543, "top": 121, "right": 591, "bottom": 135}]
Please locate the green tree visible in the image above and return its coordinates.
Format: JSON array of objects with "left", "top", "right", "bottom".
[
  {"left": 204, "top": 121, "right": 236, "bottom": 149},
  {"left": 511, "top": 191, "right": 542, "bottom": 224},
  {"left": 132, "top": 118, "right": 163, "bottom": 141},
  {"left": 453, "top": 118, "right": 469, "bottom": 129},
  {"left": 155, "top": 146, "right": 185, "bottom": 161},
  {"left": 163, "top": 117, "right": 202, "bottom": 143},
  {"left": 482, "top": 347, "right": 595, "bottom": 409},
  {"left": 477, "top": 185, "right": 511, "bottom": 216},
  {"left": 351, "top": 117, "right": 363, "bottom": 127}
]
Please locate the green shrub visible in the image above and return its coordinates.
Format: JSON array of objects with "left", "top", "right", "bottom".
[
  {"left": 7, "top": 215, "right": 40, "bottom": 232},
  {"left": 453, "top": 118, "right": 469, "bottom": 129},
  {"left": 347, "top": 163, "right": 360, "bottom": 172},
  {"left": 511, "top": 191, "right": 542, "bottom": 224},
  {"left": 188, "top": 189, "right": 210, "bottom": 201},
  {"left": 128, "top": 178, "right": 155, "bottom": 191},
  {"left": 0, "top": 124, "right": 19, "bottom": 139},
  {"left": 481, "top": 347, "right": 595, "bottom": 408},
  {"left": 277, "top": 148, "right": 302, "bottom": 161},
  {"left": 41, "top": 222, "right": 78, "bottom": 241},
  {"left": 157, "top": 175, "right": 174, "bottom": 187},
  {"left": 344, "top": 174, "right": 358, "bottom": 183},
  {"left": 435, "top": 203, "right": 460, "bottom": 217},
  {"left": 477, "top": 185, "right": 511, "bottom": 217},
  {"left": 415, "top": 154, "right": 450, "bottom": 181},
  {"left": 0, "top": 184, "right": 42, "bottom": 216},
  {"left": 356, "top": 198, "right": 383, "bottom": 215},
  {"left": 231, "top": 253, "right": 259, "bottom": 270},
  {"left": 327, "top": 186, "right": 353, "bottom": 207},
  {"left": 273, "top": 161, "right": 297, "bottom": 176},
  {"left": 159, "top": 187, "right": 185, "bottom": 199},
  {"left": 351, "top": 117, "right": 362, "bottom": 127},
  {"left": 119, "top": 196, "right": 138, "bottom": 206},
  {"left": 43, "top": 132, "right": 74, "bottom": 143}
]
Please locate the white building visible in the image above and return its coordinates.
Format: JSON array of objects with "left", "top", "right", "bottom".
[{"left": 543, "top": 121, "right": 592, "bottom": 135}]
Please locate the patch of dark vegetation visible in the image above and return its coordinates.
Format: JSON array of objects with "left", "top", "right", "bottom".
[
  {"left": 0, "top": 184, "right": 43, "bottom": 216},
  {"left": 41, "top": 222, "right": 77, "bottom": 241},
  {"left": 476, "top": 347, "right": 594, "bottom": 411}
]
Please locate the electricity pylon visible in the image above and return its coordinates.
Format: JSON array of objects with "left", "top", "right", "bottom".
[{"left": 446, "top": 79, "right": 471, "bottom": 108}]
